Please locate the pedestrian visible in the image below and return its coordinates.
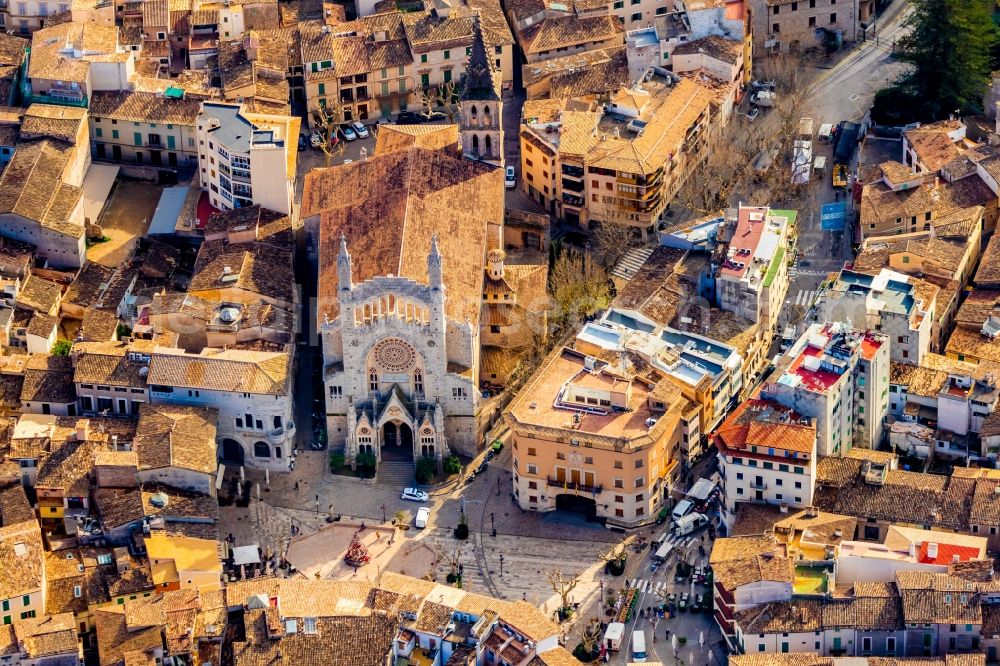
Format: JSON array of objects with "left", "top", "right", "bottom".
[
  {"left": 294, "top": 481, "right": 299, "bottom": 492},
  {"left": 665, "top": 628, "right": 671, "bottom": 639}
]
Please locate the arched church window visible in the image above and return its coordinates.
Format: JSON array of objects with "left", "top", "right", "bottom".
[
  {"left": 485, "top": 136, "right": 493, "bottom": 157},
  {"left": 253, "top": 441, "right": 270, "bottom": 458},
  {"left": 414, "top": 368, "right": 423, "bottom": 394},
  {"left": 369, "top": 368, "right": 379, "bottom": 392},
  {"left": 472, "top": 134, "right": 479, "bottom": 155}
]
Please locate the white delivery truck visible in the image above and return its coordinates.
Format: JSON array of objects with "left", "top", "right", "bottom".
[
  {"left": 604, "top": 622, "right": 625, "bottom": 652},
  {"left": 653, "top": 541, "right": 674, "bottom": 564},
  {"left": 674, "top": 512, "right": 709, "bottom": 536}
]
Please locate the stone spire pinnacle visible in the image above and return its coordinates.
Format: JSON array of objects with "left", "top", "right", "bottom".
[
  {"left": 461, "top": 14, "right": 499, "bottom": 102},
  {"left": 337, "top": 233, "right": 353, "bottom": 291}
]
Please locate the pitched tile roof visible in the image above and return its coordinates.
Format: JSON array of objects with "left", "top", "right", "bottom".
[
  {"left": 20, "top": 354, "right": 76, "bottom": 404},
  {"left": 134, "top": 403, "right": 218, "bottom": 475},
  {"left": 519, "top": 14, "right": 622, "bottom": 56},
  {"left": 0, "top": 520, "right": 43, "bottom": 600},
  {"left": 13, "top": 613, "right": 78, "bottom": 658},
  {"left": 89, "top": 91, "right": 202, "bottom": 126},
  {"left": 20, "top": 104, "right": 86, "bottom": 144},
  {"left": 0, "top": 140, "right": 83, "bottom": 236},
  {"left": 860, "top": 175, "right": 994, "bottom": 229},
  {"left": 147, "top": 346, "right": 291, "bottom": 395},
  {"left": 303, "top": 124, "right": 500, "bottom": 327},
  {"left": 28, "top": 22, "right": 120, "bottom": 82},
  {"left": 188, "top": 238, "right": 294, "bottom": 304}
]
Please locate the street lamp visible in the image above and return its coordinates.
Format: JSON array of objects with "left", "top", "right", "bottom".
[
  {"left": 496, "top": 475, "right": 501, "bottom": 496},
  {"left": 499, "top": 554, "right": 504, "bottom": 577},
  {"left": 381, "top": 503, "right": 387, "bottom": 523},
  {"left": 490, "top": 512, "right": 495, "bottom": 532}
]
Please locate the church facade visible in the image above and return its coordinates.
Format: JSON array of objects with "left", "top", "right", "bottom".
[{"left": 300, "top": 22, "right": 546, "bottom": 470}]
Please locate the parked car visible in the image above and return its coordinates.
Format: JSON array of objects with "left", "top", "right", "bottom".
[
  {"left": 746, "top": 106, "right": 761, "bottom": 122},
  {"left": 505, "top": 165, "right": 516, "bottom": 189},
  {"left": 415, "top": 507, "right": 430, "bottom": 528},
  {"left": 340, "top": 124, "right": 358, "bottom": 141},
  {"left": 678, "top": 593, "right": 689, "bottom": 612},
  {"left": 298, "top": 134, "right": 307, "bottom": 151},
  {"left": 352, "top": 121, "right": 370, "bottom": 139},
  {"left": 750, "top": 90, "right": 776, "bottom": 107},
  {"left": 396, "top": 111, "right": 425, "bottom": 124},
  {"left": 401, "top": 488, "right": 429, "bottom": 502},
  {"left": 751, "top": 79, "right": 776, "bottom": 91},
  {"left": 310, "top": 133, "right": 323, "bottom": 148}
]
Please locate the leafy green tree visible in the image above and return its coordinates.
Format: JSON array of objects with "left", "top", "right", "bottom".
[
  {"left": 895, "top": 0, "right": 998, "bottom": 120},
  {"left": 443, "top": 455, "right": 462, "bottom": 476},
  {"left": 329, "top": 452, "right": 345, "bottom": 472},
  {"left": 415, "top": 457, "right": 436, "bottom": 484},
  {"left": 355, "top": 451, "right": 377, "bottom": 471},
  {"left": 51, "top": 339, "right": 72, "bottom": 356}
]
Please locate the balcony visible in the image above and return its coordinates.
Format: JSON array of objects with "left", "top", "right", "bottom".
[
  {"left": 267, "top": 421, "right": 296, "bottom": 445},
  {"left": 561, "top": 164, "right": 584, "bottom": 178},
  {"left": 547, "top": 476, "right": 602, "bottom": 494},
  {"left": 561, "top": 178, "right": 584, "bottom": 193},
  {"left": 562, "top": 192, "right": 584, "bottom": 207},
  {"left": 749, "top": 480, "right": 767, "bottom": 490}
]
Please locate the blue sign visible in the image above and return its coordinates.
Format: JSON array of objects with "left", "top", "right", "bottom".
[{"left": 821, "top": 201, "right": 847, "bottom": 231}]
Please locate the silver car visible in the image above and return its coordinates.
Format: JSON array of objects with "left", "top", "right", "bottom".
[{"left": 401, "top": 487, "right": 429, "bottom": 502}]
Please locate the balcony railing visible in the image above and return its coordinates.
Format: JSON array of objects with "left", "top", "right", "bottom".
[
  {"left": 749, "top": 480, "right": 767, "bottom": 490},
  {"left": 547, "top": 476, "right": 603, "bottom": 494},
  {"left": 561, "top": 164, "right": 584, "bottom": 178},
  {"left": 562, "top": 192, "right": 584, "bottom": 207},
  {"left": 268, "top": 422, "right": 296, "bottom": 445}
]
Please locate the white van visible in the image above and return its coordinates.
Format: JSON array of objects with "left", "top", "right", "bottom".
[
  {"left": 674, "top": 512, "right": 709, "bottom": 536},
  {"left": 415, "top": 507, "right": 430, "bottom": 529},
  {"left": 672, "top": 499, "right": 694, "bottom": 522},
  {"left": 631, "top": 630, "right": 647, "bottom": 662}
]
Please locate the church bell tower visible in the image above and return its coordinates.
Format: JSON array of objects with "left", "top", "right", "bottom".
[{"left": 459, "top": 15, "right": 503, "bottom": 167}]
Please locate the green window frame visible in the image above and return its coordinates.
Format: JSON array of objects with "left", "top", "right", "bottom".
[
  {"left": 95, "top": 127, "right": 102, "bottom": 138},
  {"left": 134, "top": 132, "right": 142, "bottom": 146},
  {"left": 421, "top": 73, "right": 429, "bottom": 87},
  {"left": 318, "top": 83, "right": 325, "bottom": 95},
  {"left": 443, "top": 49, "right": 450, "bottom": 59},
  {"left": 167, "top": 135, "right": 175, "bottom": 149},
  {"left": 420, "top": 54, "right": 427, "bottom": 63},
  {"left": 398, "top": 65, "right": 405, "bottom": 75},
  {"left": 112, "top": 129, "right": 119, "bottom": 139},
  {"left": 380, "top": 68, "right": 387, "bottom": 78},
  {"left": 21, "top": 596, "right": 29, "bottom": 607},
  {"left": 381, "top": 81, "right": 389, "bottom": 95}
]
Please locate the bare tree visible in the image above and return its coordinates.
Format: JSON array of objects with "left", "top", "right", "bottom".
[
  {"left": 599, "top": 537, "right": 629, "bottom": 571},
  {"left": 547, "top": 570, "right": 580, "bottom": 615},
  {"left": 311, "top": 104, "right": 348, "bottom": 166},
  {"left": 580, "top": 617, "right": 602, "bottom": 656},
  {"left": 418, "top": 81, "right": 460, "bottom": 122},
  {"left": 549, "top": 249, "right": 610, "bottom": 333},
  {"left": 675, "top": 52, "right": 822, "bottom": 213},
  {"left": 590, "top": 219, "right": 640, "bottom": 268},
  {"left": 436, "top": 543, "right": 464, "bottom": 580}
]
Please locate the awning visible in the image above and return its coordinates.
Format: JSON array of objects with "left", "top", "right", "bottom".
[
  {"left": 81, "top": 163, "right": 119, "bottom": 225},
  {"left": 233, "top": 545, "right": 261, "bottom": 566}
]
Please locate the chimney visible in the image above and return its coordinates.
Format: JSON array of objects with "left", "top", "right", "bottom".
[
  {"left": 75, "top": 419, "right": 89, "bottom": 442},
  {"left": 927, "top": 542, "right": 939, "bottom": 560},
  {"left": 934, "top": 176, "right": 939, "bottom": 190}
]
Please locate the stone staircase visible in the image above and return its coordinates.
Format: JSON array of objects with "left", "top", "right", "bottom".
[
  {"left": 375, "top": 461, "right": 415, "bottom": 487},
  {"left": 611, "top": 245, "right": 655, "bottom": 281}
]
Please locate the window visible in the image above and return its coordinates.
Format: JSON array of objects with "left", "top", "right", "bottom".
[
  {"left": 453, "top": 387, "right": 468, "bottom": 399},
  {"left": 414, "top": 369, "right": 423, "bottom": 394},
  {"left": 304, "top": 618, "right": 317, "bottom": 634},
  {"left": 791, "top": 1, "right": 797, "bottom": 8},
  {"left": 95, "top": 127, "right": 103, "bottom": 138},
  {"left": 614, "top": 478, "right": 623, "bottom": 488},
  {"left": 887, "top": 637, "right": 896, "bottom": 655},
  {"left": 527, "top": 464, "right": 538, "bottom": 474},
  {"left": 420, "top": 54, "right": 427, "bottom": 63},
  {"left": 634, "top": 477, "right": 644, "bottom": 488},
  {"left": 614, "top": 460, "right": 623, "bottom": 469},
  {"left": 443, "top": 49, "right": 450, "bottom": 59},
  {"left": 808, "top": 15, "right": 815, "bottom": 26},
  {"left": 329, "top": 385, "right": 342, "bottom": 398},
  {"left": 772, "top": 22, "right": 780, "bottom": 32},
  {"left": 527, "top": 447, "right": 537, "bottom": 456},
  {"left": 73, "top": 586, "right": 82, "bottom": 598},
  {"left": 369, "top": 368, "right": 378, "bottom": 392},
  {"left": 830, "top": 12, "right": 836, "bottom": 22},
  {"left": 635, "top": 459, "right": 643, "bottom": 468},
  {"left": 630, "top": 11, "right": 641, "bottom": 20},
  {"left": 21, "top": 596, "right": 29, "bottom": 607},
  {"left": 772, "top": 4, "right": 778, "bottom": 12},
  {"left": 254, "top": 442, "right": 270, "bottom": 458}
]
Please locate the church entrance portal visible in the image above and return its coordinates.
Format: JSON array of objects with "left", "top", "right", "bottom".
[{"left": 381, "top": 422, "right": 414, "bottom": 461}]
